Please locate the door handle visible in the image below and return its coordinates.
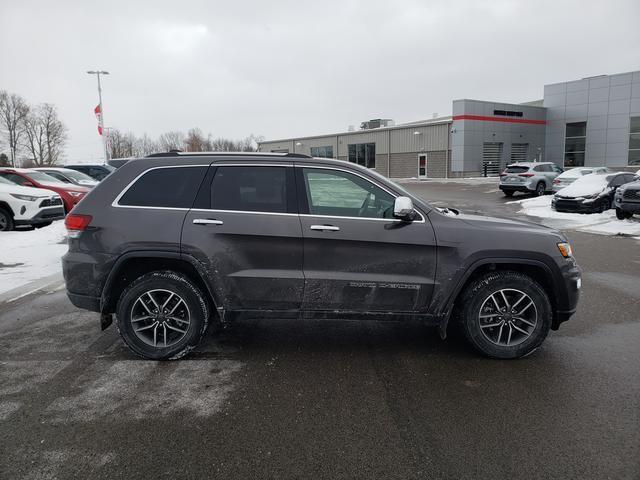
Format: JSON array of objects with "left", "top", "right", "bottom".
[
  {"left": 193, "top": 218, "right": 224, "bottom": 225},
  {"left": 310, "top": 225, "right": 340, "bottom": 231}
]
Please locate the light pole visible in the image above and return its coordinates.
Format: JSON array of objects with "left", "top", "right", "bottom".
[{"left": 87, "top": 70, "right": 109, "bottom": 163}]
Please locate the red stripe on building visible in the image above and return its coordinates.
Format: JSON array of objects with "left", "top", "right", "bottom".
[{"left": 452, "top": 115, "right": 546, "bottom": 125}]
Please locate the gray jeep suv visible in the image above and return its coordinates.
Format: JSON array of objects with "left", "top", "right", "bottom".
[{"left": 63, "top": 153, "right": 581, "bottom": 360}]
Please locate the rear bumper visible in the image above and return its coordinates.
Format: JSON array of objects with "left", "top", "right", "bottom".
[
  {"left": 14, "top": 207, "right": 65, "bottom": 225},
  {"left": 67, "top": 291, "right": 101, "bottom": 312},
  {"left": 500, "top": 185, "right": 534, "bottom": 193}
]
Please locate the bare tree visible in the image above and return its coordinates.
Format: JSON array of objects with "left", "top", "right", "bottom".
[
  {"left": 107, "top": 128, "right": 136, "bottom": 159},
  {"left": 184, "top": 128, "right": 208, "bottom": 152},
  {"left": 0, "top": 91, "right": 29, "bottom": 166},
  {"left": 158, "top": 131, "right": 185, "bottom": 152},
  {"left": 22, "top": 103, "right": 68, "bottom": 166},
  {"left": 132, "top": 133, "right": 158, "bottom": 157}
]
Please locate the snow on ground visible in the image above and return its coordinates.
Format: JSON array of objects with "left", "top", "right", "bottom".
[
  {"left": 510, "top": 195, "right": 640, "bottom": 237},
  {"left": 0, "top": 221, "right": 67, "bottom": 295}
]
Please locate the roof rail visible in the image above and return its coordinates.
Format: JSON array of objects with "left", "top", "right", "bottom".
[{"left": 284, "top": 153, "right": 312, "bottom": 158}]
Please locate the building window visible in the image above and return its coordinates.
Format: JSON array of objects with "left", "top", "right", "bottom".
[
  {"left": 348, "top": 143, "right": 376, "bottom": 168},
  {"left": 494, "top": 110, "right": 523, "bottom": 117},
  {"left": 629, "top": 117, "right": 640, "bottom": 165},
  {"left": 564, "top": 122, "right": 586, "bottom": 167},
  {"left": 310, "top": 146, "right": 334, "bottom": 158}
]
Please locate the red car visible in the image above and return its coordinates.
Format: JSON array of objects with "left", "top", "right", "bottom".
[{"left": 0, "top": 168, "right": 90, "bottom": 213}]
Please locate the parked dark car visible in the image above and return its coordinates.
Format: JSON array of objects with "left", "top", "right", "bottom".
[
  {"left": 552, "top": 172, "right": 637, "bottom": 213},
  {"left": 0, "top": 168, "right": 90, "bottom": 213},
  {"left": 63, "top": 152, "right": 581, "bottom": 360},
  {"left": 614, "top": 178, "right": 640, "bottom": 219},
  {"left": 65, "top": 163, "right": 115, "bottom": 181}
]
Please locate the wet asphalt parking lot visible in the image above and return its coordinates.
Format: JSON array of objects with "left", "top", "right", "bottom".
[{"left": 0, "top": 180, "right": 638, "bottom": 479}]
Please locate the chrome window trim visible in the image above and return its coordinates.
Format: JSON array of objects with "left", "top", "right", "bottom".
[
  {"left": 190, "top": 208, "right": 298, "bottom": 217},
  {"left": 111, "top": 164, "right": 207, "bottom": 208},
  {"left": 297, "top": 165, "right": 426, "bottom": 223},
  {"left": 112, "top": 162, "right": 426, "bottom": 223}
]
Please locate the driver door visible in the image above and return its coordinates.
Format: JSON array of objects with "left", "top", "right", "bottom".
[{"left": 296, "top": 165, "right": 437, "bottom": 313}]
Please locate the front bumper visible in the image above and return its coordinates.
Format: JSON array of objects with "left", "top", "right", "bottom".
[
  {"left": 552, "top": 197, "right": 600, "bottom": 213},
  {"left": 14, "top": 206, "right": 65, "bottom": 225},
  {"left": 553, "top": 259, "right": 581, "bottom": 329}
]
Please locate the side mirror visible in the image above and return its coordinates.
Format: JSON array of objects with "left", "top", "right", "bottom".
[{"left": 393, "top": 196, "right": 414, "bottom": 220}]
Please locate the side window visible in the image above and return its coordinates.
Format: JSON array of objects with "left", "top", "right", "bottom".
[
  {"left": 90, "top": 167, "right": 107, "bottom": 180},
  {"left": 210, "top": 166, "right": 290, "bottom": 213},
  {"left": 533, "top": 165, "right": 544, "bottom": 172},
  {"left": 552, "top": 165, "right": 563, "bottom": 173},
  {"left": 610, "top": 175, "right": 626, "bottom": 188},
  {"left": 302, "top": 168, "right": 395, "bottom": 219},
  {"left": 1, "top": 173, "right": 28, "bottom": 185},
  {"left": 118, "top": 166, "right": 207, "bottom": 208}
]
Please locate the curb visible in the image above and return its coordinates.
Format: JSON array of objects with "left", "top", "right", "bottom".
[{"left": 0, "top": 272, "right": 65, "bottom": 305}]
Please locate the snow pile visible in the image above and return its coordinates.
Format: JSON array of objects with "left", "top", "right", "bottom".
[
  {"left": 0, "top": 221, "right": 67, "bottom": 295},
  {"left": 511, "top": 195, "right": 640, "bottom": 237}
]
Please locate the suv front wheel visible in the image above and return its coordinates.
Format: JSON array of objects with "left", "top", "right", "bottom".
[
  {"left": 116, "top": 271, "right": 210, "bottom": 360},
  {"left": 459, "top": 271, "right": 552, "bottom": 359}
]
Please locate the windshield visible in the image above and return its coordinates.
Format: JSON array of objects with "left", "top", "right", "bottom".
[
  {"left": 558, "top": 173, "right": 609, "bottom": 197},
  {"left": 57, "top": 169, "right": 97, "bottom": 184},
  {"left": 0, "top": 176, "right": 14, "bottom": 185}
]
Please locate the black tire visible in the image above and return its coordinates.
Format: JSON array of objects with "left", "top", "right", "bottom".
[
  {"left": 503, "top": 190, "right": 514, "bottom": 197},
  {"left": 116, "top": 271, "right": 209, "bottom": 360},
  {"left": 458, "top": 271, "right": 552, "bottom": 359},
  {"left": 0, "top": 208, "right": 14, "bottom": 231},
  {"left": 615, "top": 208, "right": 632, "bottom": 220},
  {"left": 535, "top": 182, "right": 546, "bottom": 197},
  {"left": 600, "top": 198, "right": 611, "bottom": 213}
]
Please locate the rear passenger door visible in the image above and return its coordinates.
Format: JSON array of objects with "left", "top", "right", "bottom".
[{"left": 181, "top": 162, "right": 304, "bottom": 311}]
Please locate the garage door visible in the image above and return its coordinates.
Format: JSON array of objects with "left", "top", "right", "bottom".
[
  {"left": 482, "top": 142, "right": 503, "bottom": 176},
  {"left": 510, "top": 143, "right": 529, "bottom": 163}
]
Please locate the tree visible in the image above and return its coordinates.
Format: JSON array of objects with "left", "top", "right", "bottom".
[
  {"left": 0, "top": 153, "right": 9, "bottom": 166},
  {"left": 158, "top": 131, "right": 185, "bottom": 151},
  {"left": 107, "top": 128, "right": 136, "bottom": 159},
  {"left": 133, "top": 133, "right": 158, "bottom": 157},
  {"left": 22, "top": 103, "right": 68, "bottom": 166},
  {"left": 184, "top": 128, "right": 207, "bottom": 152},
  {"left": 0, "top": 91, "right": 29, "bottom": 166}
]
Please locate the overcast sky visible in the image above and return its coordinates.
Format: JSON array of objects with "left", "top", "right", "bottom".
[{"left": 1, "top": 0, "right": 639, "bottom": 163}]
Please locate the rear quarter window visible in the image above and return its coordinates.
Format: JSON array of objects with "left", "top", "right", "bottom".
[{"left": 117, "top": 166, "right": 207, "bottom": 208}]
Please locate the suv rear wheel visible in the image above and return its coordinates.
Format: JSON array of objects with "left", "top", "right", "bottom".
[
  {"left": 534, "top": 181, "right": 546, "bottom": 197},
  {"left": 458, "top": 271, "right": 552, "bottom": 359},
  {"left": 116, "top": 271, "right": 209, "bottom": 360},
  {"left": 616, "top": 208, "right": 632, "bottom": 220}
]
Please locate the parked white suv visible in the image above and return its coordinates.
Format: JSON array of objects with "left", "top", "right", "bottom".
[
  {"left": 499, "top": 162, "right": 564, "bottom": 197},
  {"left": 0, "top": 176, "right": 65, "bottom": 231}
]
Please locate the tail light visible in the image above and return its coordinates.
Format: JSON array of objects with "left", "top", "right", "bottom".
[
  {"left": 65, "top": 214, "right": 92, "bottom": 238},
  {"left": 518, "top": 172, "right": 534, "bottom": 177},
  {"left": 499, "top": 170, "right": 507, "bottom": 177},
  {"left": 553, "top": 179, "right": 560, "bottom": 184}
]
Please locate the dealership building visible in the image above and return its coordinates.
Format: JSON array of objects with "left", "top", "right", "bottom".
[{"left": 258, "top": 70, "right": 640, "bottom": 178}]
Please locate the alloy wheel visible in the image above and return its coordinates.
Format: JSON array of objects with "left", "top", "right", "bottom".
[
  {"left": 130, "top": 289, "right": 191, "bottom": 348},
  {"left": 477, "top": 288, "right": 538, "bottom": 347}
]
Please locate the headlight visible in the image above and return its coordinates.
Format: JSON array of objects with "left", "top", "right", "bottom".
[
  {"left": 557, "top": 242, "right": 573, "bottom": 258},
  {"left": 10, "top": 193, "right": 40, "bottom": 202},
  {"left": 69, "top": 191, "right": 84, "bottom": 198}
]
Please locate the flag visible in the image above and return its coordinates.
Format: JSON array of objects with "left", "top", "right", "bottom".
[{"left": 94, "top": 104, "right": 103, "bottom": 135}]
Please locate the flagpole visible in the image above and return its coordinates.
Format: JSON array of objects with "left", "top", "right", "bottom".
[{"left": 87, "top": 70, "right": 110, "bottom": 163}]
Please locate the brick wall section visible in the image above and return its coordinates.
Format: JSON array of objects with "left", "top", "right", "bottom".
[
  {"left": 426, "top": 151, "right": 448, "bottom": 178},
  {"left": 388, "top": 150, "right": 451, "bottom": 178}
]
